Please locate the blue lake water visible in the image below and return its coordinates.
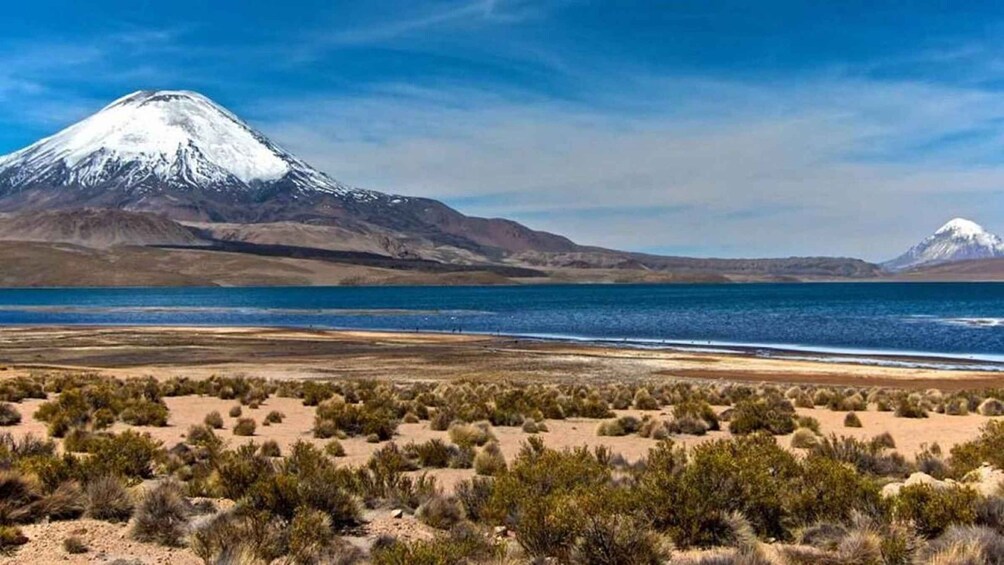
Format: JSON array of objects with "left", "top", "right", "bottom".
[{"left": 0, "top": 283, "right": 1002, "bottom": 367}]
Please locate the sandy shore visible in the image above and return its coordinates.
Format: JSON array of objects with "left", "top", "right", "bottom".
[{"left": 0, "top": 325, "right": 1002, "bottom": 390}]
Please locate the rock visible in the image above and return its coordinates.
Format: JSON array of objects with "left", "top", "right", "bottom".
[
  {"left": 390, "top": 509, "right": 404, "bottom": 519},
  {"left": 881, "top": 472, "right": 960, "bottom": 497},
  {"left": 961, "top": 464, "right": 1004, "bottom": 496},
  {"left": 493, "top": 526, "right": 508, "bottom": 537}
]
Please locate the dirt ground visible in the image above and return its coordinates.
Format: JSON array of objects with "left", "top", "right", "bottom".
[{"left": 0, "top": 326, "right": 1002, "bottom": 564}]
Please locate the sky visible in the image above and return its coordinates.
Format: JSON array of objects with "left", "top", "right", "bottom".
[{"left": 2, "top": 1, "right": 1004, "bottom": 260}]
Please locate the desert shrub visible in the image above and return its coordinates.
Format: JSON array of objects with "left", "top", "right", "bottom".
[
  {"left": 448, "top": 421, "right": 495, "bottom": 447},
  {"left": 844, "top": 412, "right": 862, "bottom": 427},
  {"left": 264, "top": 410, "right": 285, "bottom": 424},
  {"left": 633, "top": 388, "right": 660, "bottom": 410},
  {"left": 728, "top": 396, "right": 795, "bottom": 435},
  {"left": 917, "top": 444, "right": 949, "bottom": 479},
  {"left": 131, "top": 480, "right": 191, "bottom": 546},
  {"left": 917, "top": 524, "right": 1004, "bottom": 564},
  {"left": 641, "top": 434, "right": 800, "bottom": 547},
  {"left": 62, "top": 535, "right": 88, "bottom": 554},
  {"left": 370, "top": 525, "right": 502, "bottom": 565},
  {"left": 894, "top": 397, "right": 928, "bottom": 418},
  {"left": 670, "top": 415, "right": 709, "bottom": 436},
  {"left": 0, "top": 525, "right": 27, "bottom": 553},
  {"left": 287, "top": 507, "right": 335, "bottom": 564},
  {"left": 40, "top": 480, "right": 85, "bottom": 520},
  {"left": 894, "top": 484, "right": 979, "bottom": 538},
  {"left": 570, "top": 513, "right": 669, "bottom": 565},
  {"left": 454, "top": 477, "right": 493, "bottom": 522},
  {"left": 82, "top": 431, "right": 162, "bottom": 480},
  {"left": 215, "top": 443, "right": 274, "bottom": 500},
  {"left": 229, "top": 405, "right": 242, "bottom": 418},
  {"left": 871, "top": 431, "right": 896, "bottom": 449},
  {"left": 789, "top": 456, "right": 883, "bottom": 526},
  {"left": 796, "top": 415, "right": 821, "bottom": 433},
  {"left": 449, "top": 445, "right": 475, "bottom": 469},
  {"left": 485, "top": 443, "right": 611, "bottom": 560},
  {"left": 950, "top": 420, "right": 1004, "bottom": 475},
  {"left": 978, "top": 397, "right": 1004, "bottom": 416},
  {"left": 85, "top": 475, "right": 134, "bottom": 522},
  {"left": 0, "top": 471, "right": 47, "bottom": 525},
  {"left": 790, "top": 428, "right": 819, "bottom": 449},
  {"left": 260, "top": 440, "right": 281, "bottom": 458},
  {"left": 945, "top": 397, "right": 970, "bottom": 416},
  {"left": 119, "top": 399, "right": 169, "bottom": 426},
  {"left": 416, "top": 495, "right": 465, "bottom": 530},
  {"left": 673, "top": 399, "right": 720, "bottom": 431},
  {"left": 597, "top": 419, "right": 627, "bottom": 437},
  {"left": 413, "top": 439, "right": 452, "bottom": 468},
  {"left": 810, "top": 434, "right": 908, "bottom": 477},
  {"left": 521, "top": 419, "right": 542, "bottom": 434},
  {"left": 474, "top": 443, "right": 507, "bottom": 477},
  {"left": 314, "top": 394, "right": 398, "bottom": 441},
  {"left": 0, "top": 405, "right": 21, "bottom": 427},
  {"left": 233, "top": 417, "right": 256, "bottom": 436},
  {"left": 203, "top": 411, "right": 224, "bottom": 429},
  {"left": 325, "top": 440, "right": 346, "bottom": 458}
]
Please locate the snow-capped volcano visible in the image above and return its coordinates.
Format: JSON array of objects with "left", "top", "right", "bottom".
[
  {"left": 0, "top": 90, "right": 353, "bottom": 197},
  {"left": 883, "top": 218, "right": 1004, "bottom": 271}
]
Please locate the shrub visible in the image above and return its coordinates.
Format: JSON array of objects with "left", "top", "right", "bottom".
[
  {"left": 131, "top": 480, "right": 191, "bottom": 546},
  {"left": 0, "top": 404, "right": 21, "bottom": 427},
  {"left": 894, "top": 484, "right": 979, "bottom": 538},
  {"left": 288, "top": 507, "right": 334, "bottom": 564},
  {"left": 978, "top": 397, "right": 1004, "bottom": 416},
  {"left": 789, "top": 455, "right": 883, "bottom": 526},
  {"left": 810, "top": 434, "right": 908, "bottom": 476},
  {"left": 894, "top": 398, "right": 928, "bottom": 418},
  {"left": 844, "top": 412, "right": 863, "bottom": 427},
  {"left": 265, "top": 410, "right": 285, "bottom": 424},
  {"left": 0, "top": 526, "right": 28, "bottom": 552},
  {"left": 413, "top": 439, "right": 452, "bottom": 468},
  {"left": 596, "top": 419, "right": 627, "bottom": 437},
  {"left": 633, "top": 388, "right": 660, "bottom": 410},
  {"left": 229, "top": 405, "right": 242, "bottom": 418},
  {"left": 233, "top": 417, "right": 256, "bottom": 436},
  {"left": 325, "top": 440, "right": 346, "bottom": 458},
  {"left": 790, "top": 428, "right": 819, "bottom": 449},
  {"left": 455, "top": 477, "right": 493, "bottom": 522},
  {"left": 63, "top": 536, "right": 88, "bottom": 554},
  {"left": 40, "top": 481, "right": 85, "bottom": 520},
  {"left": 474, "top": 443, "right": 507, "bottom": 476},
  {"left": 448, "top": 422, "right": 495, "bottom": 447},
  {"left": 85, "top": 476, "right": 134, "bottom": 522},
  {"left": 416, "top": 495, "right": 465, "bottom": 530},
  {"left": 314, "top": 394, "right": 398, "bottom": 441},
  {"left": 728, "top": 396, "right": 795, "bottom": 435},
  {"left": 950, "top": 420, "right": 1004, "bottom": 475},
  {"left": 119, "top": 400, "right": 169, "bottom": 427},
  {"left": 669, "top": 415, "right": 708, "bottom": 436},
  {"left": 796, "top": 415, "right": 821, "bottom": 433},
  {"left": 203, "top": 411, "right": 223, "bottom": 429},
  {"left": 82, "top": 431, "right": 162, "bottom": 480},
  {"left": 917, "top": 525, "right": 1004, "bottom": 564},
  {"left": 260, "top": 440, "right": 281, "bottom": 458},
  {"left": 370, "top": 526, "right": 502, "bottom": 565},
  {"left": 570, "top": 513, "right": 668, "bottom": 565}
]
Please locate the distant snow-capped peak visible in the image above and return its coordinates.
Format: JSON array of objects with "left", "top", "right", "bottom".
[
  {"left": 884, "top": 217, "right": 1004, "bottom": 271},
  {"left": 0, "top": 90, "right": 357, "bottom": 196}
]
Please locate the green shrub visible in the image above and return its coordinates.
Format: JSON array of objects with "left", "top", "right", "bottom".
[
  {"left": 454, "top": 477, "right": 493, "bottom": 522},
  {"left": 844, "top": 412, "right": 863, "bottom": 428},
  {"left": 82, "top": 431, "right": 162, "bottom": 480},
  {"left": 894, "top": 484, "right": 979, "bottom": 538},
  {"left": 570, "top": 513, "right": 668, "bottom": 565},
  {"left": 259, "top": 440, "right": 281, "bottom": 458},
  {"left": 324, "top": 440, "right": 346, "bottom": 458},
  {"left": 0, "top": 526, "right": 28, "bottom": 553},
  {"left": 789, "top": 455, "right": 883, "bottom": 526},
  {"left": 314, "top": 395, "right": 398, "bottom": 441},
  {"left": 950, "top": 420, "right": 1004, "bottom": 475},
  {"left": 790, "top": 428, "right": 819, "bottom": 449},
  {"left": 413, "top": 439, "right": 452, "bottom": 468},
  {"left": 894, "top": 398, "right": 928, "bottom": 419},
  {"left": 810, "top": 434, "right": 908, "bottom": 477},
  {"left": 728, "top": 396, "right": 795, "bottom": 435},
  {"left": 264, "top": 410, "right": 284, "bottom": 424}
]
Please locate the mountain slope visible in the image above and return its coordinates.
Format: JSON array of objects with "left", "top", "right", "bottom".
[
  {"left": 0, "top": 90, "right": 577, "bottom": 259},
  {"left": 0, "top": 209, "right": 206, "bottom": 248},
  {"left": 884, "top": 218, "right": 1004, "bottom": 272}
]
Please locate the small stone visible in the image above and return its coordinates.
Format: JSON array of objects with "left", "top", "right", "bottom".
[
  {"left": 493, "top": 526, "right": 508, "bottom": 537},
  {"left": 390, "top": 509, "right": 404, "bottom": 519}
]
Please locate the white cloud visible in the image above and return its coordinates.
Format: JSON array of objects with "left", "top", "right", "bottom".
[{"left": 258, "top": 76, "right": 1004, "bottom": 260}]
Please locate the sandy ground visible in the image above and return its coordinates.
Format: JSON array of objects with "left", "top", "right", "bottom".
[
  {"left": 1, "top": 326, "right": 1002, "bottom": 390},
  {"left": 1, "top": 325, "right": 1002, "bottom": 563}
]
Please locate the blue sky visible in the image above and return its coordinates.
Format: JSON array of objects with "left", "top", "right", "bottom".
[{"left": 2, "top": 1, "right": 1004, "bottom": 259}]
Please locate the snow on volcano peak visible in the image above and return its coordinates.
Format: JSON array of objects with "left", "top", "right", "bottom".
[{"left": 884, "top": 218, "right": 1004, "bottom": 271}]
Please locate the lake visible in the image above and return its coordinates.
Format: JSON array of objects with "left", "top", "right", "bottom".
[{"left": 0, "top": 283, "right": 1002, "bottom": 368}]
